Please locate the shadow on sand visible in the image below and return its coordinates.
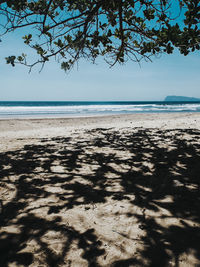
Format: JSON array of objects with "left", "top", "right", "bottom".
[{"left": 0, "top": 128, "right": 200, "bottom": 266}]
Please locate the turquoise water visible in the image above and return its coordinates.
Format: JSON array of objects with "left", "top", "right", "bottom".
[{"left": 0, "top": 101, "right": 200, "bottom": 118}]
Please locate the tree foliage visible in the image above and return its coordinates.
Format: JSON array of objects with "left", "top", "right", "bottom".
[{"left": 0, "top": 0, "right": 200, "bottom": 71}]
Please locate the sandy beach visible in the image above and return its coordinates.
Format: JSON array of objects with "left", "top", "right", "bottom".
[{"left": 1, "top": 113, "right": 200, "bottom": 266}]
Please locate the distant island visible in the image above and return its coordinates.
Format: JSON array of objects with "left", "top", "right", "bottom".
[{"left": 164, "top": 95, "right": 200, "bottom": 102}]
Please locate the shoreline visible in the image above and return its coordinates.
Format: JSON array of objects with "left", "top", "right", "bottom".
[
  {"left": 0, "top": 111, "right": 200, "bottom": 123},
  {"left": 0, "top": 110, "right": 200, "bottom": 120}
]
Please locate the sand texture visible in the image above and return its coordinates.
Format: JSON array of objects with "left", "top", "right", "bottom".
[{"left": 0, "top": 113, "right": 200, "bottom": 266}]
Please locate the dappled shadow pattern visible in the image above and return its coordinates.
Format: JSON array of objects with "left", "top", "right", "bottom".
[{"left": 0, "top": 128, "right": 200, "bottom": 266}]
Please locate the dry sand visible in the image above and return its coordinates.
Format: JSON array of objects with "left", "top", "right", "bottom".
[{"left": 0, "top": 113, "right": 200, "bottom": 266}]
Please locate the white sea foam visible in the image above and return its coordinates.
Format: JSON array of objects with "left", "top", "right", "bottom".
[{"left": 0, "top": 103, "right": 199, "bottom": 118}]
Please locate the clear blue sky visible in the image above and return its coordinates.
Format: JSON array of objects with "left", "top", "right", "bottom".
[{"left": 1, "top": 32, "right": 200, "bottom": 101}]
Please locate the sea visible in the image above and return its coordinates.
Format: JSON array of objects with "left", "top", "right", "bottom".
[{"left": 0, "top": 101, "right": 200, "bottom": 119}]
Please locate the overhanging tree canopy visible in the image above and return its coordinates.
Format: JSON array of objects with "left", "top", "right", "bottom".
[{"left": 0, "top": 0, "right": 200, "bottom": 71}]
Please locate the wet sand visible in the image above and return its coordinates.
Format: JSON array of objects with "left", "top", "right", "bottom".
[{"left": 0, "top": 113, "right": 200, "bottom": 266}]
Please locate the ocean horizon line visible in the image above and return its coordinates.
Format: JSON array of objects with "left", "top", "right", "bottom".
[{"left": 1, "top": 100, "right": 200, "bottom": 105}]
